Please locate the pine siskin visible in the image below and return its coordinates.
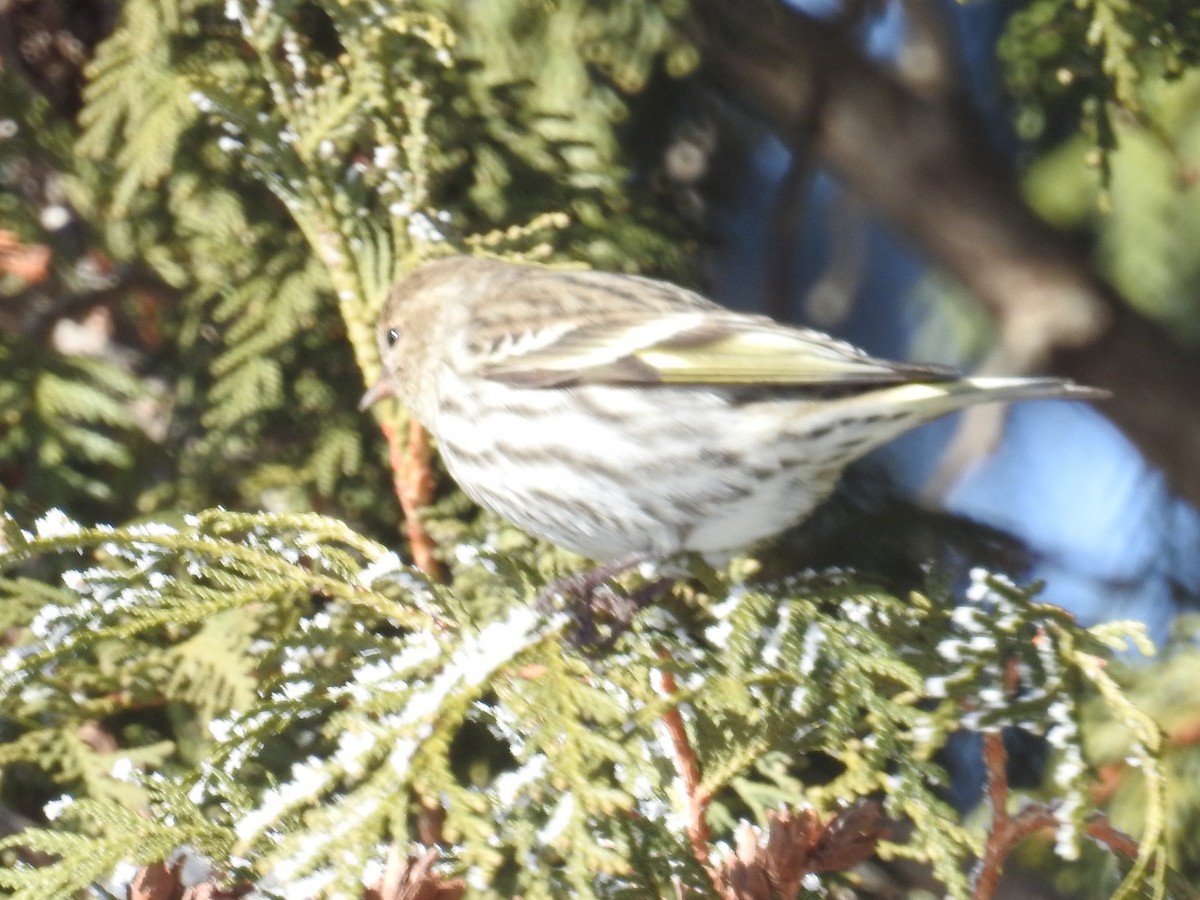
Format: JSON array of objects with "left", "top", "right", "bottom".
[{"left": 362, "top": 256, "right": 1103, "bottom": 566}]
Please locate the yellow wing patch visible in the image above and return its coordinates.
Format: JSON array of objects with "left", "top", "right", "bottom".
[{"left": 484, "top": 310, "right": 957, "bottom": 387}]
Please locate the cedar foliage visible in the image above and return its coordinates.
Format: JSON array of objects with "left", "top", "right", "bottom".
[
  {"left": 0, "top": 0, "right": 1195, "bottom": 897},
  {"left": 0, "top": 510, "right": 1170, "bottom": 897}
]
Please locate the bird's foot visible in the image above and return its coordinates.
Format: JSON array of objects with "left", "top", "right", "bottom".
[{"left": 534, "top": 555, "right": 669, "bottom": 648}]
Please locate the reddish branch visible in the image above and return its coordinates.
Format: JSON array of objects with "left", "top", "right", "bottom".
[
  {"left": 657, "top": 668, "right": 717, "bottom": 882},
  {"left": 974, "top": 731, "right": 1046, "bottom": 898},
  {"left": 973, "top": 731, "right": 1144, "bottom": 900},
  {"left": 691, "top": 0, "right": 1200, "bottom": 510},
  {"left": 1085, "top": 815, "right": 1143, "bottom": 861},
  {"left": 381, "top": 418, "right": 443, "bottom": 581}
]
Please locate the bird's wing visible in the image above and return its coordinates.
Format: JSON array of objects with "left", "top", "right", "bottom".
[{"left": 478, "top": 307, "right": 958, "bottom": 388}]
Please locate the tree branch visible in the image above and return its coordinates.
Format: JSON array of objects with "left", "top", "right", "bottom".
[
  {"left": 655, "top": 666, "right": 718, "bottom": 888},
  {"left": 381, "top": 418, "right": 443, "bottom": 581},
  {"left": 972, "top": 731, "right": 1146, "bottom": 899}
]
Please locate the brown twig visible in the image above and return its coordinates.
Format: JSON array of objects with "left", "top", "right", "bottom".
[
  {"left": 381, "top": 418, "right": 443, "bottom": 581},
  {"left": 982, "top": 729, "right": 1010, "bottom": 838},
  {"left": 973, "top": 732, "right": 1146, "bottom": 900},
  {"left": 1085, "top": 814, "right": 1142, "bottom": 861},
  {"left": 973, "top": 732, "right": 1057, "bottom": 898},
  {"left": 655, "top": 667, "right": 718, "bottom": 887},
  {"left": 974, "top": 731, "right": 1011, "bottom": 899}
]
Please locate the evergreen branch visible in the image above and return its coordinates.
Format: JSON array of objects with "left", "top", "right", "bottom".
[
  {"left": 1070, "top": 638, "right": 1169, "bottom": 900},
  {"left": 972, "top": 730, "right": 1034, "bottom": 899},
  {"left": 972, "top": 731, "right": 1159, "bottom": 900},
  {"left": 463, "top": 211, "right": 572, "bottom": 256},
  {"left": 210, "top": 6, "right": 450, "bottom": 566},
  {"left": 0, "top": 506, "right": 1171, "bottom": 896},
  {"left": 195, "top": 509, "right": 389, "bottom": 562},
  {"left": 0, "top": 512, "right": 427, "bottom": 628},
  {"left": 0, "top": 794, "right": 227, "bottom": 900}
]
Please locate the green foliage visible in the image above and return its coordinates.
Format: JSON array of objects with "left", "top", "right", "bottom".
[
  {"left": 1084, "top": 615, "right": 1200, "bottom": 881},
  {"left": 0, "top": 335, "right": 150, "bottom": 518},
  {"left": 0, "top": 787, "right": 230, "bottom": 897},
  {"left": 0, "top": 509, "right": 1171, "bottom": 897},
  {"left": 1004, "top": 0, "right": 1200, "bottom": 352},
  {"left": 0, "top": 0, "right": 698, "bottom": 529},
  {"left": 0, "top": 1, "right": 1190, "bottom": 897},
  {"left": 1000, "top": 0, "right": 1200, "bottom": 170},
  {"left": 0, "top": 511, "right": 1171, "bottom": 897},
  {"left": 1021, "top": 70, "right": 1200, "bottom": 345}
]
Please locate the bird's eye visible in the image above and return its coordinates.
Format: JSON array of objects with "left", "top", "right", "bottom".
[{"left": 386, "top": 328, "right": 400, "bottom": 348}]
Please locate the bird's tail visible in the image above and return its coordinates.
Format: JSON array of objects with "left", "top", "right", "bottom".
[
  {"left": 852, "top": 375, "right": 1106, "bottom": 418},
  {"left": 950, "top": 376, "right": 1108, "bottom": 405},
  {"left": 808, "top": 375, "right": 1107, "bottom": 462}
]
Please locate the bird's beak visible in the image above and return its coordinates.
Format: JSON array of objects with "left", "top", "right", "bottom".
[{"left": 358, "top": 377, "right": 394, "bottom": 411}]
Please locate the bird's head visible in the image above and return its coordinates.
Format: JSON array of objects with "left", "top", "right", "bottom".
[{"left": 360, "top": 255, "right": 506, "bottom": 423}]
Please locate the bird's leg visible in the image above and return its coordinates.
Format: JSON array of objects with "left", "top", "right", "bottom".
[
  {"left": 588, "top": 577, "right": 674, "bottom": 642},
  {"left": 535, "top": 553, "right": 668, "bottom": 647}
]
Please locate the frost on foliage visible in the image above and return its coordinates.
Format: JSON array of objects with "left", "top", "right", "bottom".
[
  {"left": 0, "top": 510, "right": 1169, "bottom": 898},
  {"left": 0, "top": 0, "right": 1175, "bottom": 895}
]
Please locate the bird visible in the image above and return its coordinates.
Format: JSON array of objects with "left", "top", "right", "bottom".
[{"left": 361, "top": 255, "right": 1104, "bottom": 568}]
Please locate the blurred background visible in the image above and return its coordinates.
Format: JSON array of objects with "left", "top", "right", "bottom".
[
  {"left": 682, "top": 0, "right": 1200, "bottom": 648},
  {"left": 619, "top": 0, "right": 1199, "bottom": 644},
  {"left": 663, "top": 1, "right": 1200, "bottom": 857}
]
